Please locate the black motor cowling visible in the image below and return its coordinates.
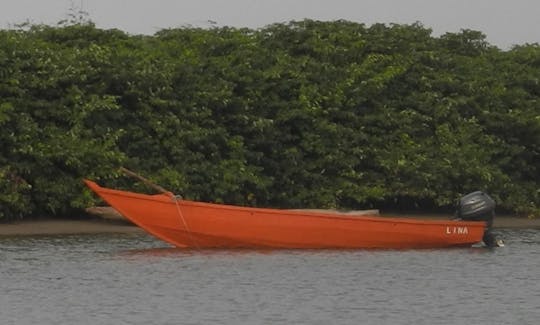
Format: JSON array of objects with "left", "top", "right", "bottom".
[
  {"left": 457, "top": 191, "right": 495, "bottom": 224},
  {"left": 456, "top": 191, "right": 502, "bottom": 247}
]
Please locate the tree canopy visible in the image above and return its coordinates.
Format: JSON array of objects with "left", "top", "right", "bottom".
[{"left": 1, "top": 20, "right": 538, "bottom": 220}]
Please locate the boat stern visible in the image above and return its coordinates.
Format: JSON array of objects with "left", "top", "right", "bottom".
[{"left": 456, "top": 191, "right": 504, "bottom": 247}]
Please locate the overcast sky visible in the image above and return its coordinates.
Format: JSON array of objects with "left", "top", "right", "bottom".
[{"left": 1, "top": 0, "right": 539, "bottom": 49}]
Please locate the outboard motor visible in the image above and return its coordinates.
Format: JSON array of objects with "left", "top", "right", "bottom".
[{"left": 456, "top": 191, "right": 503, "bottom": 247}]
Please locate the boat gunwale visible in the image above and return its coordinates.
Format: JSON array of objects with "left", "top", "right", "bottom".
[{"left": 84, "top": 179, "right": 486, "bottom": 228}]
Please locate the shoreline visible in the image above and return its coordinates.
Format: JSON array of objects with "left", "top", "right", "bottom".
[
  {"left": 1, "top": 215, "right": 539, "bottom": 236},
  {"left": 0, "top": 218, "right": 144, "bottom": 236}
]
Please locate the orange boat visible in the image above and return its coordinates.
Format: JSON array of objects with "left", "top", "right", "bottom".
[{"left": 84, "top": 180, "right": 499, "bottom": 249}]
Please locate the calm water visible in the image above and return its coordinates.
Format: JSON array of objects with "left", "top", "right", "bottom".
[{"left": 1, "top": 229, "right": 539, "bottom": 325}]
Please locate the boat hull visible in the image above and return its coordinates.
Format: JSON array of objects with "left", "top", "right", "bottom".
[{"left": 84, "top": 180, "right": 486, "bottom": 249}]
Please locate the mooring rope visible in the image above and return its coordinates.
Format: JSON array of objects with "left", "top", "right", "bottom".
[
  {"left": 117, "top": 167, "right": 199, "bottom": 248},
  {"left": 172, "top": 195, "right": 199, "bottom": 249}
]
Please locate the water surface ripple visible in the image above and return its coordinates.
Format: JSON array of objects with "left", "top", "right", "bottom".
[{"left": 1, "top": 229, "right": 539, "bottom": 324}]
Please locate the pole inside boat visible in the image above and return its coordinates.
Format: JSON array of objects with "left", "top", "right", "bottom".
[{"left": 119, "top": 167, "right": 180, "bottom": 198}]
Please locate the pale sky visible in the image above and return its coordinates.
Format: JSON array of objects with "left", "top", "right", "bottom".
[{"left": 1, "top": 0, "right": 539, "bottom": 49}]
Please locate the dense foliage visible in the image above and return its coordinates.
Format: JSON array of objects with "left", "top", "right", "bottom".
[{"left": 0, "top": 21, "right": 538, "bottom": 220}]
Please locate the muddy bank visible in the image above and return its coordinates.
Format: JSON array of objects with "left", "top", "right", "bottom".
[
  {"left": 0, "top": 219, "right": 143, "bottom": 236},
  {"left": 1, "top": 214, "right": 538, "bottom": 236}
]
